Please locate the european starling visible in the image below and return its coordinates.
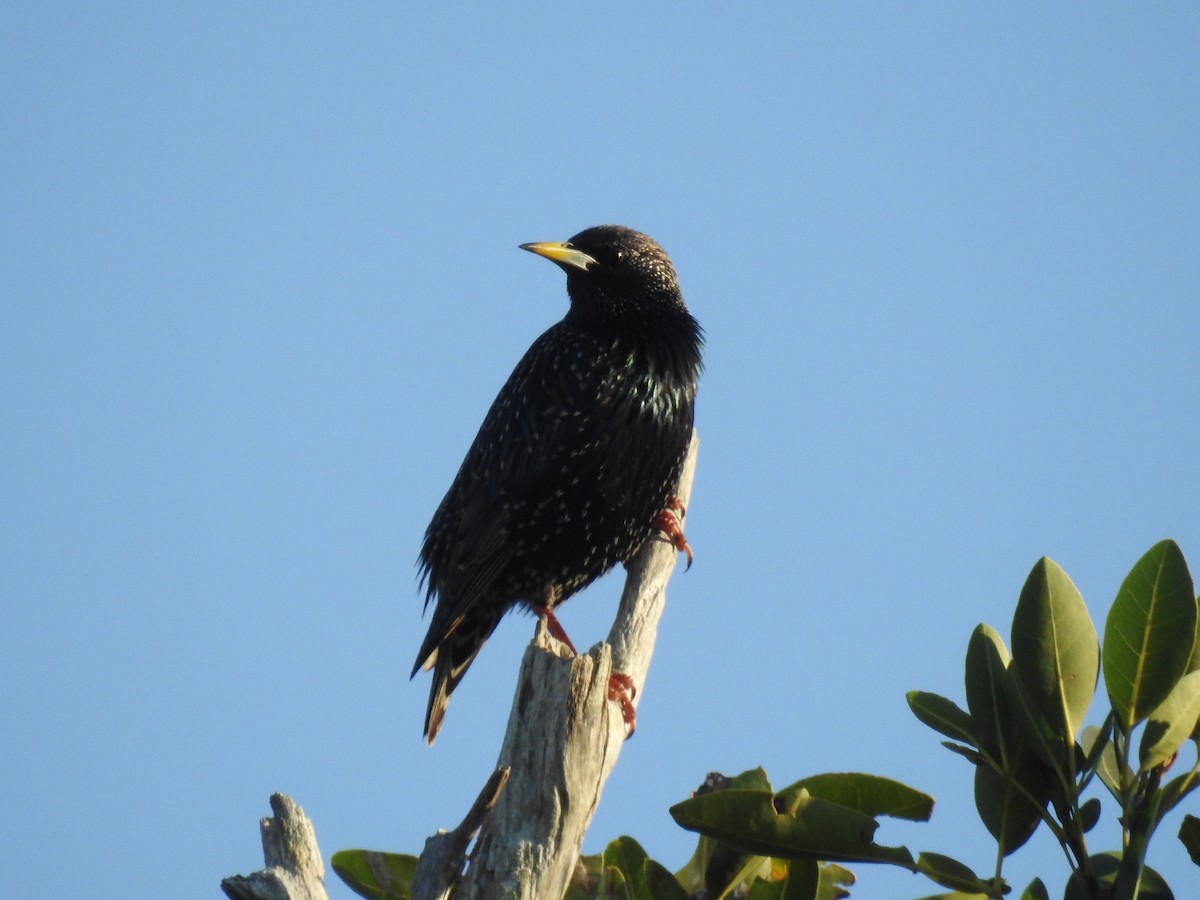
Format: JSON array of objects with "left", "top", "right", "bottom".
[{"left": 413, "top": 224, "right": 703, "bottom": 744}]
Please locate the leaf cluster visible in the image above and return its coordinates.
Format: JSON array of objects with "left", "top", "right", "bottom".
[
  {"left": 330, "top": 540, "right": 1200, "bottom": 900},
  {"left": 907, "top": 540, "right": 1200, "bottom": 899}
]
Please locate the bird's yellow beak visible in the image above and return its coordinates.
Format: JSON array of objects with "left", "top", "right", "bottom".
[{"left": 519, "top": 241, "right": 596, "bottom": 272}]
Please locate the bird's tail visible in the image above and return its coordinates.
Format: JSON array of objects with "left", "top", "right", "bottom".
[{"left": 415, "top": 612, "right": 503, "bottom": 744}]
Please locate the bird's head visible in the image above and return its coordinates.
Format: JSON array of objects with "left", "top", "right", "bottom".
[{"left": 521, "top": 225, "right": 687, "bottom": 325}]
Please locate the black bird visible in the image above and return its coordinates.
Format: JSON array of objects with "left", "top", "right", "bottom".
[{"left": 413, "top": 224, "right": 703, "bottom": 744}]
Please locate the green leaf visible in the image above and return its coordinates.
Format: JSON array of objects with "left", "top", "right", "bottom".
[
  {"left": 1011, "top": 557, "right": 1099, "bottom": 744},
  {"left": 1002, "top": 663, "right": 1067, "bottom": 770},
  {"left": 1190, "top": 597, "right": 1200, "bottom": 669},
  {"left": 674, "top": 770, "right": 778, "bottom": 895},
  {"left": 1103, "top": 539, "right": 1197, "bottom": 732},
  {"left": 747, "top": 878, "right": 785, "bottom": 900},
  {"left": 1079, "top": 718, "right": 1111, "bottom": 773},
  {"left": 973, "top": 764, "right": 1045, "bottom": 855},
  {"left": 705, "top": 842, "right": 763, "bottom": 897},
  {"left": 965, "top": 624, "right": 1016, "bottom": 756},
  {"left": 778, "top": 773, "right": 934, "bottom": 822},
  {"left": 1081, "top": 723, "right": 1123, "bottom": 797},
  {"left": 1063, "top": 852, "right": 1174, "bottom": 900},
  {"left": 778, "top": 858, "right": 819, "bottom": 900},
  {"left": 1192, "top": 595, "right": 1200, "bottom": 740},
  {"left": 941, "top": 742, "right": 983, "bottom": 765},
  {"left": 330, "top": 849, "right": 417, "bottom": 900},
  {"left": 602, "top": 835, "right": 648, "bottom": 879},
  {"left": 962, "top": 624, "right": 1051, "bottom": 854},
  {"left": 598, "top": 836, "right": 689, "bottom": 900},
  {"left": 816, "top": 862, "right": 854, "bottom": 900},
  {"left": 1078, "top": 797, "right": 1102, "bottom": 833},
  {"left": 669, "top": 788, "right": 914, "bottom": 868},
  {"left": 1140, "top": 670, "right": 1200, "bottom": 771},
  {"left": 1157, "top": 772, "right": 1200, "bottom": 825},
  {"left": 602, "top": 866, "right": 630, "bottom": 900},
  {"left": 730, "top": 859, "right": 831, "bottom": 900},
  {"left": 907, "top": 691, "right": 979, "bottom": 746},
  {"left": 641, "top": 858, "right": 689, "bottom": 900},
  {"left": 914, "top": 852, "right": 1001, "bottom": 895},
  {"left": 1020, "top": 876, "right": 1050, "bottom": 900},
  {"left": 671, "top": 836, "right": 709, "bottom": 896},
  {"left": 715, "top": 853, "right": 775, "bottom": 898},
  {"left": 729, "top": 767, "right": 776, "bottom": 792},
  {"left": 1181, "top": 815, "right": 1200, "bottom": 866}
]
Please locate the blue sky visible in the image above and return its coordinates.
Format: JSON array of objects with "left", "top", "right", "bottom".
[{"left": 2, "top": 4, "right": 1198, "bottom": 898}]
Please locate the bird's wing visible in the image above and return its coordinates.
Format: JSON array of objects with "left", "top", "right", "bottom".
[{"left": 416, "top": 325, "right": 611, "bottom": 654}]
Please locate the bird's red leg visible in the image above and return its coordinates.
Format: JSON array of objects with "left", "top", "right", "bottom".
[
  {"left": 534, "top": 606, "right": 579, "bottom": 655},
  {"left": 607, "top": 672, "right": 638, "bottom": 738},
  {"left": 655, "top": 496, "right": 693, "bottom": 569}
]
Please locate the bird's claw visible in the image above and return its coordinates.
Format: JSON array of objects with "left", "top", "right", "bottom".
[
  {"left": 608, "top": 672, "right": 638, "bottom": 738},
  {"left": 539, "top": 609, "right": 638, "bottom": 737},
  {"left": 655, "top": 497, "right": 693, "bottom": 569}
]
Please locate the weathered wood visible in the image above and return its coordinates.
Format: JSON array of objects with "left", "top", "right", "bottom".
[
  {"left": 411, "top": 766, "right": 511, "bottom": 900},
  {"left": 445, "top": 431, "right": 700, "bottom": 900},
  {"left": 221, "top": 793, "right": 329, "bottom": 900},
  {"left": 225, "top": 434, "right": 698, "bottom": 900}
]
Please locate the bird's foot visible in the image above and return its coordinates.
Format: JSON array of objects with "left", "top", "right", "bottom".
[
  {"left": 535, "top": 606, "right": 579, "bottom": 655},
  {"left": 538, "top": 606, "right": 637, "bottom": 738},
  {"left": 608, "top": 672, "right": 638, "bottom": 738},
  {"left": 655, "top": 496, "right": 693, "bottom": 569}
]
